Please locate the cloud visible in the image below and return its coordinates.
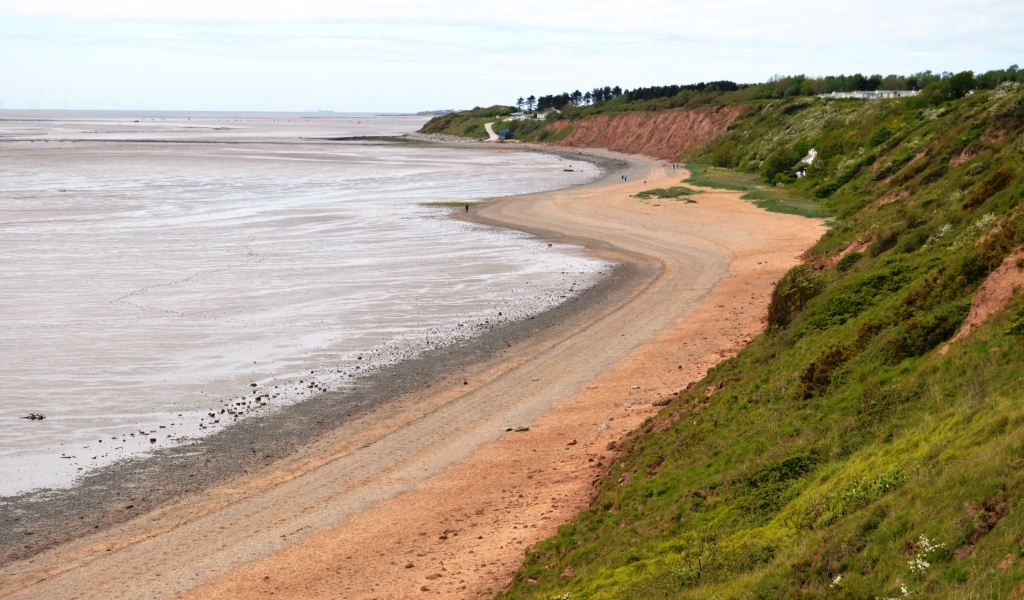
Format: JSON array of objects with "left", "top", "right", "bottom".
[{"left": 0, "top": 0, "right": 1021, "bottom": 111}]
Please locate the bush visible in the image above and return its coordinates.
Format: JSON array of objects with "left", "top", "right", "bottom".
[
  {"left": 712, "top": 141, "right": 739, "bottom": 167},
  {"left": 799, "top": 345, "right": 853, "bottom": 398},
  {"left": 898, "top": 229, "right": 930, "bottom": 254},
  {"left": 869, "top": 126, "right": 893, "bottom": 148},
  {"left": 956, "top": 251, "right": 991, "bottom": 286},
  {"left": 809, "top": 267, "right": 912, "bottom": 329},
  {"left": 963, "top": 168, "right": 1015, "bottom": 210},
  {"left": 1005, "top": 306, "right": 1024, "bottom": 335},
  {"left": 836, "top": 251, "right": 864, "bottom": 272},
  {"left": 921, "top": 164, "right": 948, "bottom": 185},
  {"left": 740, "top": 454, "right": 819, "bottom": 516},
  {"left": 882, "top": 301, "right": 971, "bottom": 364},
  {"left": 868, "top": 229, "right": 900, "bottom": 256},
  {"left": 767, "top": 264, "right": 827, "bottom": 328},
  {"left": 978, "top": 222, "right": 1017, "bottom": 268},
  {"left": 761, "top": 149, "right": 799, "bottom": 183}
]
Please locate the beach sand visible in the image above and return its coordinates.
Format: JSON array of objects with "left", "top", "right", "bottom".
[{"left": 0, "top": 149, "right": 825, "bottom": 599}]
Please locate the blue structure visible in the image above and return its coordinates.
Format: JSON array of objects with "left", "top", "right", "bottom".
[{"left": 498, "top": 129, "right": 514, "bottom": 140}]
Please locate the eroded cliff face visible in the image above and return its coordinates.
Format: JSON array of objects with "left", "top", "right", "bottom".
[{"left": 550, "top": 105, "right": 743, "bottom": 160}]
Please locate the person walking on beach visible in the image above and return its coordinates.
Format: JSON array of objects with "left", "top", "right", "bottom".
[{"left": 465, "top": 203, "right": 469, "bottom": 213}]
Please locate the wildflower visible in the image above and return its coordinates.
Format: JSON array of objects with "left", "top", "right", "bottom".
[
  {"left": 908, "top": 556, "right": 929, "bottom": 573},
  {"left": 830, "top": 574, "right": 844, "bottom": 588}
]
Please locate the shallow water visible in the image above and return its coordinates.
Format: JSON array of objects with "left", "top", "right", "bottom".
[{"left": 0, "top": 112, "right": 605, "bottom": 495}]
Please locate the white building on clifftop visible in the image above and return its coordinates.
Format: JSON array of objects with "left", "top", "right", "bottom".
[{"left": 818, "top": 90, "right": 920, "bottom": 100}]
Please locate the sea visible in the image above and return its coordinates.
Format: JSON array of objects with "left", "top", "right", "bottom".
[{"left": 0, "top": 111, "right": 606, "bottom": 496}]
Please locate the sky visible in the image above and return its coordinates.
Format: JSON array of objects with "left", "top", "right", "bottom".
[{"left": 0, "top": 0, "right": 1022, "bottom": 112}]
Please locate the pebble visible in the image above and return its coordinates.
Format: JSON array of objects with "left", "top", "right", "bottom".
[{"left": 601, "top": 422, "right": 611, "bottom": 429}]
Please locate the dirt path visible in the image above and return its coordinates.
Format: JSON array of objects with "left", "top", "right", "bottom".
[
  {"left": 484, "top": 123, "right": 499, "bottom": 141},
  {"left": 0, "top": 151, "right": 825, "bottom": 600}
]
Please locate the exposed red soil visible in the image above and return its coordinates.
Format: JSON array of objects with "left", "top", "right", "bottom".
[
  {"left": 550, "top": 105, "right": 743, "bottom": 160},
  {"left": 824, "top": 240, "right": 870, "bottom": 268},
  {"left": 950, "top": 147, "right": 981, "bottom": 167},
  {"left": 880, "top": 190, "right": 910, "bottom": 205},
  {"left": 953, "top": 248, "right": 1024, "bottom": 342}
]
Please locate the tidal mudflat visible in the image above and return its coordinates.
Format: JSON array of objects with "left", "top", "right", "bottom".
[{"left": 0, "top": 112, "right": 605, "bottom": 496}]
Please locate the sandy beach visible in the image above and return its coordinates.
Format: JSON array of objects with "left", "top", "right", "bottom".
[{"left": 0, "top": 147, "right": 825, "bottom": 599}]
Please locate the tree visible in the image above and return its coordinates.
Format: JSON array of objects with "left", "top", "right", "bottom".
[
  {"left": 583, "top": 91, "right": 593, "bottom": 105},
  {"left": 571, "top": 90, "right": 583, "bottom": 105},
  {"left": 526, "top": 95, "right": 536, "bottom": 112},
  {"left": 516, "top": 97, "right": 524, "bottom": 112},
  {"left": 943, "top": 71, "right": 975, "bottom": 99}
]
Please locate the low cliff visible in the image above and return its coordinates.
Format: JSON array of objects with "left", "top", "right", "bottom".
[{"left": 549, "top": 105, "right": 743, "bottom": 160}]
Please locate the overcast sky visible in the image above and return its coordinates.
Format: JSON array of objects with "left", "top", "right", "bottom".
[{"left": 1, "top": 0, "right": 1021, "bottom": 112}]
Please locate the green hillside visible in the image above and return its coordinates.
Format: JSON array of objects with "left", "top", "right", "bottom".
[{"left": 501, "top": 84, "right": 1024, "bottom": 598}]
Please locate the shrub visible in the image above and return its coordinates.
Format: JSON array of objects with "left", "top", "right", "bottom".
[
  {"left": 809, "top": 267, "right": 912, "bottom": 329},
  {"left": 767, "top": 264, "right": 827, "bottom": 328},
  {"left": 869, "top": 126, "right": 893, "bottom": 148},
  {"left": 712, "top": 141, "right": 739, "bottom": 167},
  {"left": 799, "top": 345, "right": 853, "bottom": 398},
  {"left": 869, "top": 229, "right": 900, "bottom": 256},
  {"left": 836, "top": 251, "right": 863, "bottom": 272},
  {"left": 978, "top": 222, "right": 1017, "bottom": 268},
  {"left": 883, "top": 301, "right": 971, "bottom": 364},
  {"left": 761, "top": 148, "right": 799, "bottom": 183},
  {"left": 740, "top": 453, "right": 819, "bottom": 516},
  {"left": 898, "top": 229, "right": 930, "bottom": 254},
  {"left": 1005, "top": 306, "right": 1024, "bottom": 335},
  {"left": 873, "top": 153, "right": 916, "bottom": 181},
  {"left": 963, "top": 167, "right": 1015, "bottom": 210},
  {"left": 921, "top": 164, "right": 948, "bottom": 185},
  {"left": 956, "top": 251, "right": 991, "bottom": 286}
]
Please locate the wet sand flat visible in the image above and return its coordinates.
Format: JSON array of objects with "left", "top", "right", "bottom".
[
  {"left": 0, "top": 149, "right": 826, "bottom": 599},
  {"left": 0, "top": 116, "right": 604, "bottom": 495}
]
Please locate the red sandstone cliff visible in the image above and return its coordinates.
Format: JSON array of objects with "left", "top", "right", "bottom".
[{"left": 548, "top": 105, "right": 743, "bottom": 161}]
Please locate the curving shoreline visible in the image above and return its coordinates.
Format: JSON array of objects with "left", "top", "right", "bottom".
[
  {"left": 0, "top": 143, "right": 628, "bottom": 566},
  {"left": 0, "top": 146, "right": 825, "bottom": 599}
]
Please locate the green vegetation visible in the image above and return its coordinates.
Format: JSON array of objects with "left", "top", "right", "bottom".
[
  {"left": 682, "top": 164, "right": 760, "bottom": 191},
  {"left": 635, "top": 186, "right": 702, "bottom": 201},
  {"left": 419, "top": 105, "right": 516, "bottom": 139},
  {"left": 739, "top": 190, "right": 833, "bottom": 219},
  {"left": 681, "top": 165, "right": 832, "bottom": 218},
  {"left": 501, "top": 82, "right": 1024, "bottom": 598},
  {"left": 423, "top": 68, "right": 1024, "bottom": 137}
]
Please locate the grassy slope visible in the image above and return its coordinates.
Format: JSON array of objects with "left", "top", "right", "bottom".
[
  {"left": 499, "top": 84, "right": 1024, "bottom": 599},
  {"left": 682, "top": 164, "right": 832, "bottom": 218},
  {"left": 418, "top": 105, "right": 562, "bottom": 141}
]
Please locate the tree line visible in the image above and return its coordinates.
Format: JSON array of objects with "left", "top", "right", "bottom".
[
  {"left": 512, "top": 66, "right": 1024, "bottom": 114},
  {"left": 516, "top": 86, "right": 624, "bottom": 112}
]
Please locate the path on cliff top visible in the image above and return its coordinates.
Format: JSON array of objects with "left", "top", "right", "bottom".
[
  {"left": 0, "top": 151, "right": 825, "bottom": 600},
  {"left": 484, "top": 122, "right": 499, "bottom": 141}
]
